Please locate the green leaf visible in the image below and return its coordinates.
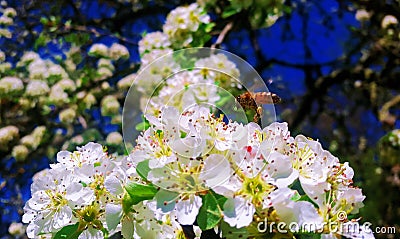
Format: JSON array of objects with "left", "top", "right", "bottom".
[
  {"left": 65, "top": 33, "right": 90, "bottom": 46},
  {"left": 197, "top": 192, "right": 223, "bottom": 230},
  {"left": 136, "top": 159, "right": 151, "bottom": 180},
  {"left": 220, "top": 221, "right": 249, "bottom": 239},
  {"left": 40, "top": 17, "right": 49, "bottom": 25},
  {"left": 296, "top": 233, "right": 322, "bottom": 239},
  {"left": 298, "top": 194, "right": 318, "bottom": 208},
  {"left": 204, "top": 22, "right": 216, "bottom": 33},
  {"left": 290, "top": 190, "right": 301, "bottom": 201},
  {"left": 53, "top": 223, "right": 82, "bottom": 239},
  {"left": 222, "top": 7, "right": 239, "bottom": 18},
  {"left": 216, "top": 194, "right": 228, "bottom": 208},
  {"left": 180, "top": 131, "right": 187, "bottom": 138},
  {"left": 122, "top": 193, "right": 134, "bottom": 214},
  {"left": 135, "top": 121, "right": 150, "bottom": 131},
  {"left": 34, "top": 33, "right": 48, "bottom": 50},
  {"left": 125, "top": 182, "right": 158, "bottom": 205},
  {"left": 216, "top": 95, "right": 232, "bottom": 108}
]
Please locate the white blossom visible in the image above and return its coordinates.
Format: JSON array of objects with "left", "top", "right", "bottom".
[
  {"left": 59, "top": 108, "right": 76, "bottom": 124},
  {"left": 109, "top": 43, "right": 130, "bottom": 60},
  {"left": 4, "top": 7, "right": 17, "bottom": 17},
  {"left": 0, "top": 50, "right": 5, "bottom": 62},
  {"left": 22, "top": 168, "right": 95, "bottom": 238},
  {"left": 0, "top": 15, "right": 13, "bottom": 25},
  {"left": 18, "top": 51, "right": 39, "bottom": 66},
  {"left": 106, "top": 132, "right": 123, "bottom": 145},
  {"left": 355, "top": 9, "right": 370, "bottom": 22},
  {"left": 0, "top": 76, "right": 24, "bottom": 94},
  {"left": 195, "top": 53, "right": 240, "bottom": 83},
  {"left": 25, "top": 80, "right": 50, "bottom": 97},
  {"left": 89, "top": 43, "right": 109, "bottom": 57},
  {"left": 0, "top": 125, "right": 19, "bottom": 145},
  {"left": 12, "top": 144, "right": 29, "bottom": 162},
  {"left": 139, "top": 31, "right": 171, "bottom": 55},
  {"left": 117, "top": 73, "right": 136, "bottom": 90},
  {"left": 49, "top": 85, "right": 69, "bottom": 105},
  {"left": 163, "top": 3, "right": 210, "bottom": 47},
  {"left": 381, "top": 15, "right": 398, "bottom": 28},
  {"left": 8, "top": 222, "right": 25, "bottom": 236},
  {"left": 101, "top": 95, "right": 120, "bottom": 116}
]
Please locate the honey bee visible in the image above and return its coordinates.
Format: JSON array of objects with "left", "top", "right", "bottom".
[{"left": 236, "top": 91, "right": 281, "bottom": 124}]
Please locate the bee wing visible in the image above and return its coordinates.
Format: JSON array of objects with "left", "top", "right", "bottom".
[{"left": 253, "top": 92, "right": 281, "bottom": 104}]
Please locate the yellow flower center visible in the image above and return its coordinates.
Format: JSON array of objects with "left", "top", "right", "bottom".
[{"left": 237, "top": 174, "right": 275, "bottom": 207}]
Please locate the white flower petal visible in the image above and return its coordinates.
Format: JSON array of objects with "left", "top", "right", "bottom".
[
  {"left": 78, "top": 227, "right": 104, "bottom": 239},
  {"left": 121, "top": 216, "right": 135, "bottom": 239},
  {"left": 176, "top": 195, "right": 202, "bottom": 225},
  {"left": 105, "top": 175, "right": 124, "bottom": 195},
  {"left": 223, "top": 197, "right": 255, "bottom": 228},
  {"left": 106, "top": 204, "right": 123, "bottom": 231},
  {"left": 199, "top": 154, "right": 232, "bottom": 188}
]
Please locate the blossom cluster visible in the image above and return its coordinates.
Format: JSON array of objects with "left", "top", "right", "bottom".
[
  {"left": 388, "top": 129, "right": 400, "bottom": 148},
  {"left": 89, "top": 43, "right": 130, "bottom": 61},
  {"left": 129, "top": 105, "right": 373, "bottom": 239},
  {"left": 23, "top": 106, "right": 373, "bottom": 239},
  {"left": 22, "top": 141, "right": 200, "bottom": 238},
  {"left": 0, "top": 5, "right": 17, "bottom": 38},
  {"left": 136, "top": 53, "right": 241, "bottom": 118},
  {"left": 0, "top": 40, "right": 130, "bottom": 161},
  {"left": 127, "top": 4, "right": 242, "bottom": 118},
  {"left": 197, "top": 0, "right": 287, "bottom": 28},
  {"left": 138, "top": 3, "right": 212, "bottom": 53}
]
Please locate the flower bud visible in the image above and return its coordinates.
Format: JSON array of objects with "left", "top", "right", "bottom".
[
  {"left": 109, "top": 43, "right": 130, "bottom": 60},
  {"left": 83, "top": 93, "right": 97, "bottom": 109},
  {"left": 4, "top": 7, "right": 17, "bottom": 18},
  {"left": 355, "top": 9, "right": 370, "bottom": 22},
  {"left": 70, "top": 135, "right": 84, "bottom": 145},
  {"left": 20, "top": 135, "right": 35, "bottom": 149},
  {"left": 101, "top": 95, "right": 120, "bottom": 116},
  {"left": 59, "top": 108, "right": 76, "bottom": 124},
  {"left": 32, "top": 126, "right": 46, "bottom": 141},
  {"left": 0, "top": 76, "right": 23, "bottom": 95},
  {"left": 97, "top": 67, "right": 113, "bottom": 80},
  {"left": 106, "top": 132, "right": 123, "bottom": 145},
  {"left": 55, "top": 78, "right": 76, "bottom": 92},
  {"left": 98, "top": 58, "right": 115, "bottom": 71},
  {"left": 25, "top": 80, "right": 50, "bottom": 97},
  {"left": 117, "top": 73, "right": 136, "bottom": 90},
  {"left": 18, "top": 51, "right": 39, "bottom": 66},
  {"left": 64, "top": 59, "right": 76, "bottom": 72},
  {"left": 0, "top": 62, "right": 11, "bottom": 73},
  {"left": 101, "top": 82, "right": 110, "bottom": 90},
  {"left": 0, "top": 28, "right": 11, "bottom": 38},
  {"left": 0, "top": 50, "right": 5, "bottom": 62},
  {"left": 8, "top": 222, "right": 25, "bottom": 236},
  {"left": 0, "top": 15, "right": 13, "bottom": 25},
  {"left": 19, "top": 98, "right": 35, "bottom": 109},
  {"left": 381, "top": 15, "right": 398, "bottom": 29},
  {"left": 12, "top": 144, "right": 29, "bottom": 162},
  {"left": 0, "top": 125, "right": 19, "bottom": 145},
  {"left": 49, "top": 85, "right": 69, "bottom": 105},
  {"left": 88, "top": 43, "right": 109, "bottom": 57},
  {"left": 47, "top": 64, "right": 68, "bottom": 79}
]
